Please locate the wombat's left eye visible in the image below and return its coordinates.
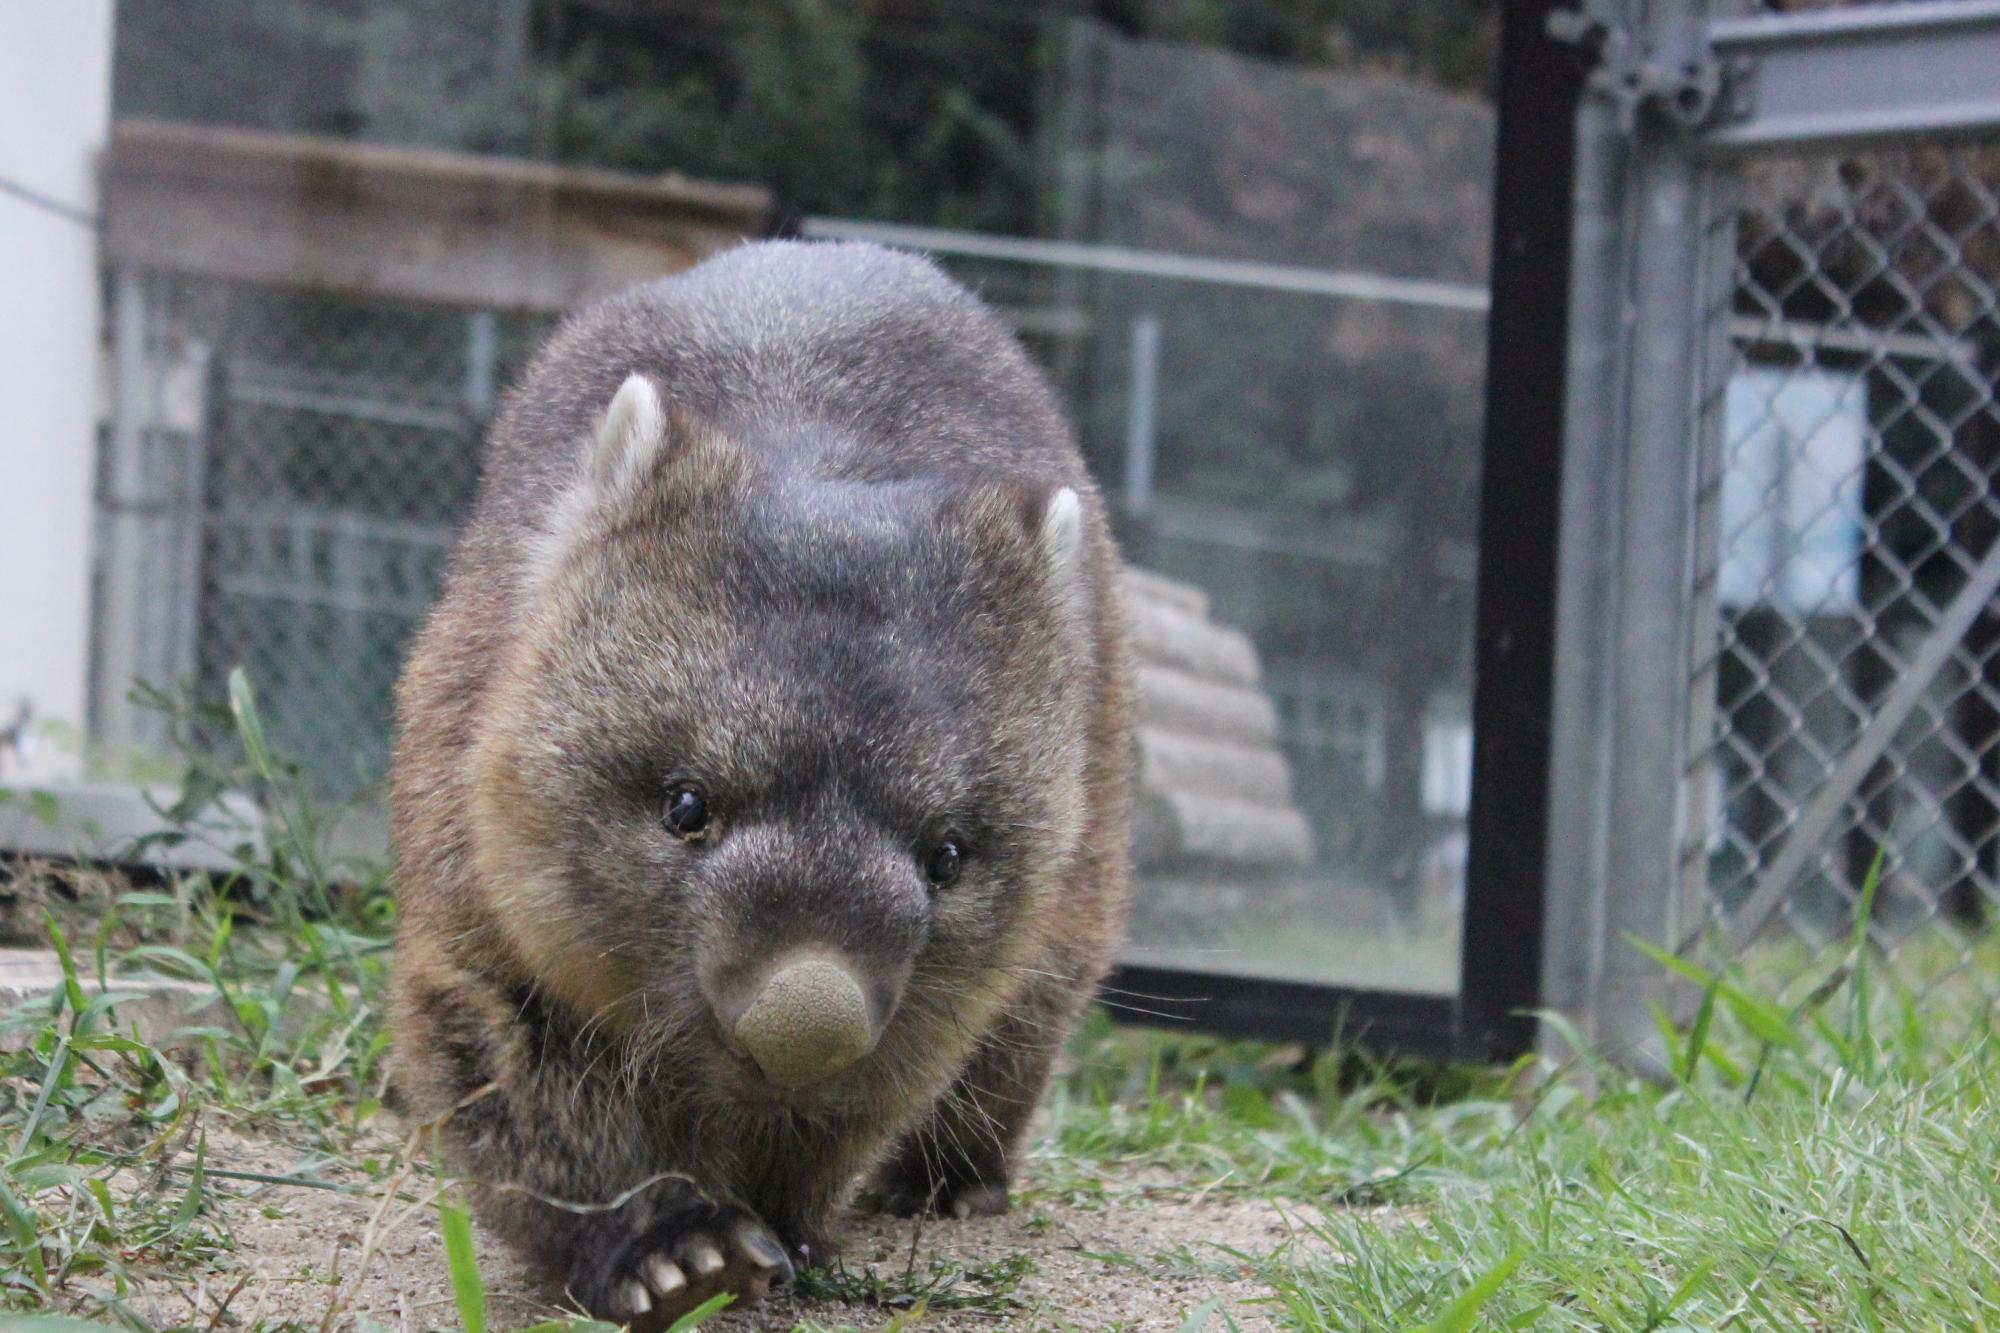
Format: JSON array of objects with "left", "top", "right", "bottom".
[
  {"left": 663, "top": 784, "right": 711, "bottom": 842},
  {"left": 924, "top": 837, "right": 964, "bottom": 888}
]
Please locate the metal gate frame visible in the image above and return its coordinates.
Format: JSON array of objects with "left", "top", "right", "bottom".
[
  {"left": 1467, "top": 0, "right": 2000, "bottom": 1069},
  {"left": 1115, "top": 2, "right": 1594, "bottom": 1063}
]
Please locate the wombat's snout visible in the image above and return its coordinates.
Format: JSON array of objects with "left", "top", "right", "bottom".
[{"left": 727, "top": 956, "right": 879, "bottom": 1088}]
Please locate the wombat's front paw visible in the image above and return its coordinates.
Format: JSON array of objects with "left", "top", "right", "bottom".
[{"left": 579, "top": 1203, "right": 795, "bottom": 1331}]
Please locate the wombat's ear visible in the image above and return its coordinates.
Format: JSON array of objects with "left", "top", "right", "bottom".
[
  {"left": 1037, "top": 486, "right": 1085, "bottom": 584},
  {"left": 525, "top": 375, "right": 705, "bottom": 588},
  {"left": 1028, "top": 484, "right": 1092, "bottom": 629},
  {"left": 940, "top": 481, "right": 1090, "bottom": 614},
  {"left": 587, "top": 373, "right": 672, "bottom": 502}
]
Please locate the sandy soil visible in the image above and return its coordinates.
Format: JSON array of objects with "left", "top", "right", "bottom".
[{"left": 48, "top": 1125, "right": 1335, "bottom": 1332}]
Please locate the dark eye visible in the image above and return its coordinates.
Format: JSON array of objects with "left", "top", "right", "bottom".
[
  {"left": 663, "top": 784, "right": 711, "bottom": 842},
  {"left": 924, "top": 836, "right": 964, "bottom": 888}
]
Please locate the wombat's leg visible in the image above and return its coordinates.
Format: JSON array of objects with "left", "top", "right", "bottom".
[
  {"left": 864, "top": 1003, "right": 1062, "bottom": 1219},
  {"left": 450, "top": 1083, "right": 797, "bottom": 1327},
  {"left": 450, "top": 1105, "right": 796, "bottom": 1329},
  {"left": 397, "top": 978, "right": 794, "bottom": 1327}
]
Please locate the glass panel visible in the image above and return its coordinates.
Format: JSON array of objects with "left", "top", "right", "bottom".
[
  {"left": 1036, "top": 26, "right": 1492, "bottom": 993},
  {"left": 103, "top": 1, "right": 1496, "bottom": 992}
]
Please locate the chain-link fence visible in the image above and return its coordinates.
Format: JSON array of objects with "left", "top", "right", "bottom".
[
  {"left": 1689, "top": 137, "right": 2000, "bottom": 1002},
  {"left": 95, "top": 272, "right": 550, "bottom": 792}
]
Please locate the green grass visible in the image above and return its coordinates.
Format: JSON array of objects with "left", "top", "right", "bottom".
[
  {"left": 1036, "top": 906, "right": 2000, "bottom": 1329},
  {"left": 792, "top": 1249, "right": 1037, "bottom": 1317},
  {"left": 4, "top": 676, "right": 1998, "bottom": 1330},
  {"left": 2, "top": 674, "right": 400, "bottom": 1326}
]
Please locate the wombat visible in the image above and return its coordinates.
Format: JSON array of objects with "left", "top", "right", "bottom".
[{"left": 388, "top": 241, "right": 1133, "bottom": 1327}]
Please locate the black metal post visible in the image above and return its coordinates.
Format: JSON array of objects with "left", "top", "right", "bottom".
[{"left": 1458, "top": 2, "right": 1585, "bottom": 1063}]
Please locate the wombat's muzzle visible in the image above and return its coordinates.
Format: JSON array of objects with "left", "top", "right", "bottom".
[{"left": 721, "top": 954, "right": 883, "bottom": 1088}]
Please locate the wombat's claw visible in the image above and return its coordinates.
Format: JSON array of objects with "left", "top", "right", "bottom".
[
  {"left": 860, "top": 1173, "right": 1012, "bottom": 1221},
  {"left": 608, "top": 1211, "right": 795, "bottom": 1332},
  {"left": 641, "top": 1253, "right": 685, "bottom": 1298},
  {"left": 948, "top": 1182, "right": 1011, "bottom": 1219},
  {"left": 611, "top": 1278, "right": 654, "bottom": 1320}
]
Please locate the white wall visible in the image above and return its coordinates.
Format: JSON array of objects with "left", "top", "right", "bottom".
[{"left": 0, "top": 1, "right": 115, "bottom": 782}]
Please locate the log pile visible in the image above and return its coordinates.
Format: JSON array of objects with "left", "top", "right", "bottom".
[{"left": 1124, "top": 568, "right": 1314, "bottom": 883}]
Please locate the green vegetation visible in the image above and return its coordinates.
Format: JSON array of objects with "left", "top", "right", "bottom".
[
  {"left": 1046, "top": 956, "right": 2000, "bottom": 1329},
  {"left": 4, "top": 683, "right": 1996, "bottom": 1329},
  {"left": 113, "top": 0, "right": 1499, "bottom": 235},
  {"left": 1, "top": 675, "right": 397, "bottom": 1323}
]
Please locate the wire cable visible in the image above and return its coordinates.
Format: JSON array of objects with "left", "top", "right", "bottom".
[{"left": 0, "top": 173, "right": 99, "bottom": 228}]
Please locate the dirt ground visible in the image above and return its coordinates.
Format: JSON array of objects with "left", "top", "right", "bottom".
[{"left": 63, "top": 1125, "right": 1333, "bottom": 1332}]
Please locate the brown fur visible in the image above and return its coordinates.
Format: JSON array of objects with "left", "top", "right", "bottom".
[{"left": 387, "top": 241, "right": 1133, "bottom": 1323}]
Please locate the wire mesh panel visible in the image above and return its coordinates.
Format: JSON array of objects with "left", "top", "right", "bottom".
[
  {"left": 99, "top": 274, "right": 550, "bottom": 793},
  {"left": 1692, "top": 137, "right": 2000, "bottom": 999}
]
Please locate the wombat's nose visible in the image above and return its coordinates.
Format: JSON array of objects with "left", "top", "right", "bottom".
[{"left": 732, "top": 957, "right": 876, "bottom": 1087}]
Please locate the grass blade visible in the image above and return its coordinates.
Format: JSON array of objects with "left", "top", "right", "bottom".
[
  {"left": 439, "top": 1196, "right": 487, "bottom": 1333},
  {"left": 662, "top": 1293, "right": 735, "bottom": 1330},
  {"left": 1628, "top": 937, "right": 1802, "bottom": 1053},
  {"left": 1680, "top": 979, "right": 1719, "bottom": 1083},
  {"left": 12, "top": 1039, "right": 71, "bottom": 1160},
  {"left": 0, "top": 1171, "right": 49, "bottom": 1292},
  {"left": 1176, "top": 1296, "right": 1226, "bottom": 1332},
  {"left": 169, "top": 1130, "right": 208, "bottom": 1237},
  {"left": 1847, "top": 843, "right": 1888, "bottom": 1078},
  {"left": 1410, "top": 1245, "right": 1526, "bottom": 1333},
  {"left": 227, "top": 667, "right": 278, "bottom": 787},
  {"left": 1654, "top": 1258, "right": 1714, "bottom": 1324}
]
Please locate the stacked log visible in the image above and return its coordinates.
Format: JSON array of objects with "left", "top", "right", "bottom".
[{"left": 1123, "top": 568, "right": 1313, "bottom": 933}]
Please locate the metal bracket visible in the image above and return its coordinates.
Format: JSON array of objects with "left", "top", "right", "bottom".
[
  {"left": 1554, "top": 1, "right": 2000, "bottom": 149},
  {"left": 1701, "top": 0, "right": 2000, "bottom": 151},
  {"left": 1547, "top": 8, "right": 1732, "bottom": 135}
]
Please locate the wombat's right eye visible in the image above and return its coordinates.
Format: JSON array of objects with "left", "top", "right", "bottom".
[
  {"left": 662, "top": 784, "right": 712, "bottom": 842},
  {"left": 924, "top": 837, "right": 964, "bottom": 889}
]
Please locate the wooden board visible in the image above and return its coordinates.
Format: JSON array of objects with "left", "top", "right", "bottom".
[{"left": 102, "top": 120, "right": 777, "bottom": 313}]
